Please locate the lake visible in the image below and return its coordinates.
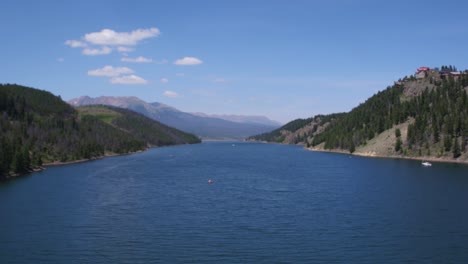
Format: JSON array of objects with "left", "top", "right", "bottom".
[{"left": 1, "top": 142, "right": 468, "bottom": 263}]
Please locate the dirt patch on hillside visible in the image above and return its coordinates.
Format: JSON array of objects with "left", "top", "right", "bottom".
[{"left": 354, "top": 119, "right": 413, "bottom": 157}]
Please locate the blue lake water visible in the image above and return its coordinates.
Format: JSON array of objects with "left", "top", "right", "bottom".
[{"left": 1, "top": 142, "right": 468, "bottom": 263}]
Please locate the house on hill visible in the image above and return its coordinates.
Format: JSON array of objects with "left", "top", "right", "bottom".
[
  {"left": 439, "top": 69, "right": 461, "bottom": 80},
  {"left": 415, "top": 66, "right": 430, "bottom": 79}
]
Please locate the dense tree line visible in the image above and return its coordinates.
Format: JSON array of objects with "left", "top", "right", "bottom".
[
  {"left": 249, "top": 113, "right": 345, "bottom": 143},
  {"left": 0, "top": 84, "right": 200, "bottom": 179},
  {"left": 310, "top": 82, "right": 405, "bottom": 151},
  {"left": 405, "top": 74, "right": 468, "bottom": 157},
  {"left": 251, "top": 66, "right": 468, "bottom": 159},
  {"left": 249, "top": 117, "right": 316, "bottom": 142},
  {"left": 310, "top": 68, "right": 468, "bottom": 156}
]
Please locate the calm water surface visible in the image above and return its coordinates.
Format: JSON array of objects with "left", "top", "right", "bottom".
[{"left": 1, "top": 142, "right": 468, "bottom": 263}]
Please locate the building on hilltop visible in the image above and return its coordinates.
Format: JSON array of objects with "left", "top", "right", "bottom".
[
  {"left": 417, "top": 67, "right": 430, "bottom": 73},
  {"left": 439, "top": 69, "right": 461, "bottom": 80},
  {"left": 415, "top": 66, "right": 431, "bottom": 79}
]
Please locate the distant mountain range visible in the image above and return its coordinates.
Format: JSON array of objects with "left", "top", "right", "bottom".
[
  {"left": 68, "top": 96, "right": 281, "bottom": 139},
  {"left": 190, "top": 113, "right": 282, "bottom": 127}
]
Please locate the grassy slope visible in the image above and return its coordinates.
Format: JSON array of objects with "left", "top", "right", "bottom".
[
  {"left": 76, "top": 105, "right": 201, "bottom": 145},
  {"left": 310, "top": 119, "right": 415, "bottom": 155},
  {"left": 77, "top": 106, "right": 122, "bottom": 124},
  {"left": 310, "top": 118, "right": 468, "bottom": 163}
]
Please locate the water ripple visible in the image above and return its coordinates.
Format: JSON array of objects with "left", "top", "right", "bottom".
[{"left": 1, "top": 142, "right": 468, "bottom": 263}]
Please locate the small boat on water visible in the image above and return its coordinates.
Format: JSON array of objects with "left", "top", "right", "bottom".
[{"left": 422, "top": 161, "right": 432, "bottom": 167}]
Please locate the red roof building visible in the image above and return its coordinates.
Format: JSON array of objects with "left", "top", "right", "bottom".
[{"left": 417, "top": 67, "right": 430, "bottom": 73}]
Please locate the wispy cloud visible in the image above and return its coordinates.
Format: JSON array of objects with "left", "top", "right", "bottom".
[
  {"left": 160, "top": 78, "right": 169, "bottom": 83},
  {"left": 121, "top": 56, "right": 153, "bottom": 63},
  {"left": 111, "top": 75, "right": 148, "bottom": 85},
  {"left": 174, "top": 57, "right": 203, "bottom": 65},
  {"left": 88, "top": 65, "right": 148, "bottom": 85},
  {"left": 82, "top": 46, "right": 112, "bottom": 56},
  {"left": 117, "top": 46, "right": 134, "bottom": 53},
  {"left": 88, "top": 65, "right": 133, "bottom": 77},
  {"left": 64, "top": 40, "right": 87, "bottom": 48},
  {"left": 163, "top": 90, "right": 178, "bottom": 98}
]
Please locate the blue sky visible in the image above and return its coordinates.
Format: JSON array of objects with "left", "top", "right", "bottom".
[{"left": 2, "top": 0, "right": 468, "bottom": 123}]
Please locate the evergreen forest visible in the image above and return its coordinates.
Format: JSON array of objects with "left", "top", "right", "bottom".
[
  {"left": 250, "top": 67, "right": 468, "bottom": 159},
  {"left": 0, "top": 84, "right": 200, "bottom": 179}
]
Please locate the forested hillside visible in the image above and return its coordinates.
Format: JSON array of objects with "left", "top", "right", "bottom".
[
  {"left": 248, "top": 113, "right": 345, "bottom": 144},
  {"left": 77, "top": 105, "right": 201, "bottom": 146},
  {"left": 0, "top": 84, "right": 200, "bottom": 180},
  {"left": 250, "top": 67, "right": 468, "bottom": 161}
]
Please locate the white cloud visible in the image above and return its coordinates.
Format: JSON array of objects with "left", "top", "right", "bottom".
[
  {"left": 82, "top": 46, "right": 112, "bottom": 56},
  {"left": 110, "top": 75, "right": 148, "bottom": 85},
  {"left": 213, "top": 78, "right": 225, "bottom": 83},
  {"left": 88, "top": 65, "right": 134, "bottom": 77},
  {"left": 65, "top": 40, "right": 87, "bottom": 48},
  {"left": 88, "top": 66, "right": 147, "bottom": 85},
  {"left": 57, "top": 57, "right": 65, "bottom": 62},
  {"left": 84, "top": 28, "right": 160, "bottom": 46},
  {"left": 174, "top": 57, "right": 203, "bottom": 65},
  {"left": 160, "top": 78, "right": 169, "bottom": 83},
  {"left": 163, "top": 90, "right": 179, "bottom": 98},
  {"left": 121, "top": 56, "right": 153, "bottom": 63},
  {"left": 117, "top": 46, "right": 134, "bottom": 53},
  {"left": 66, "top": 27, "right": 159, "bottom": 58}
]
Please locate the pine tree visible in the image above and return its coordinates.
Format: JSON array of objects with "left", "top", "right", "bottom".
[
  {"left": 444, "top": 135, "right": 452, "bottom": 152},
  {"left": 395, "top": 128, "right": 401, "bottom": 138},
  {"left": 395, "top": 137, "right": 402, "bottom": 152},
  {"left": 433, "top": 123, "right": 440, "bottom": 143},
  {"left": 22, "top": 146, "right": 30, "bottom": 170},
  {"left": 12, "top": 150, "right": 24, "bottom": 173},
  {"left": 349, "top": 141, "right": 355, "bottom": 153},
  {"left": 0, "top": 144, "right": 5, "bottom": 178},
  {"left": 453, "top": 138, "right": 461, "bottom": 158}
]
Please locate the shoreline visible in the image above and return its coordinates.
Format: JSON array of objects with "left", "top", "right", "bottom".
[
  {"left": 2, "top": 142, "right": 201, "bottom": 181},
  {"left": 42, "top": 149, "right": 146, "bottom": 167},
  {"left": 307, "top": 147, "right": 468, "bottom": 165},
  {"left": 1, "top": 148, "right": 151, "bottom": 182},
  {"left": 3, "top": 141, "right": 466, "bottom": 182}
]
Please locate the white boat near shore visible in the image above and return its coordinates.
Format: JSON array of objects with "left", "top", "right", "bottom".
[{"left": 422, "top": 161, "right": 432, "bottom": 167}]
